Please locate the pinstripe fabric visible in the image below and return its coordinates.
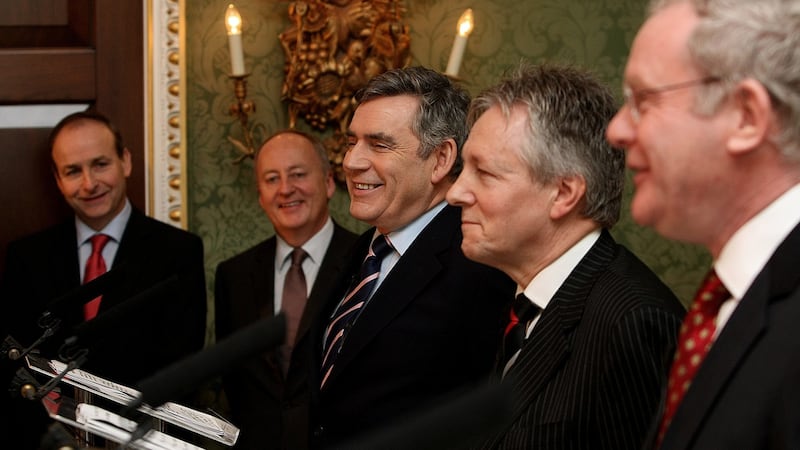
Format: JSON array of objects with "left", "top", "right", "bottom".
[{"left": 480, "top": 230, "right": 684, "bottom": 450}]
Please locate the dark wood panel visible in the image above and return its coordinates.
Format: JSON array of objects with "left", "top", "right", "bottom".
[
  {"left": 0, "top": 0, "right": 91, "bottom": 46},
  {"left": 0, "top": 128, "right": 73, "bottom": 274},
  {"left": 95, "top": 1, "right": 144, "bottom": 211},
  {"left": 0, "top": 0, "right": 68, "bottom": 26},
  {"left": 0, "top": 49, "right": 95, "bottom": 103}
]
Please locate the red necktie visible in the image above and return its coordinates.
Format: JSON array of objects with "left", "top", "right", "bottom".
[
  {"left": 83, "top": 234, "right": 111, "bottom": 320},
  {"left": 280, "top": 247, "right": 308, "bottom": 375},
  {"left": 656, "top": 270, "right": 729, "bottom": 446}
]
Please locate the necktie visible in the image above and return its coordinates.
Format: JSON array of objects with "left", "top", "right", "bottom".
[
  {"left": 83, "top": 234, "right": 111, "bottom": 320},
  {"left": 280, "top": 247, "right": 308, "bottom": 375},
  {"left": 500, "top": 293, "right": 540, "bottom": 374},
  {"left": 320, "top": 234, "right": 393, "bottom": 388},
  {"left": 656, "top": 269, "right": 729, "bottom": 446}
]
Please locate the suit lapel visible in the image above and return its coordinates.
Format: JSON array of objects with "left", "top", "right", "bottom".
[
  {"left": 497, "top": 231, "right": 617, "bottom": 439},
  {"left": 251, "top": 238, "right": 276, "bottom": 320},
  {"left": 324, "top": 207, "right": 457, "bottom": 385},
  {"left": 661, "top": 223, "right": 800, "bottom": 449},
  {"left": 299, "top": 225, "right": 353, "bottom": 348}
]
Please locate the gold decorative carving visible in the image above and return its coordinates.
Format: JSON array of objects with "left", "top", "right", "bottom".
[{"left": 279, "top": 0, "right": 411, "bottom": 182}]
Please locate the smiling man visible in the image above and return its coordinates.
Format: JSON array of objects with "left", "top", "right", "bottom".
[
  {"left": 1, "top": 110, "right": 206, "bottom": 448},
  {"left": 215, "top": 129, "right": 357, "bottom": 450},
  {"left": 607, "top": 0, "right": 800, "bottom": 448},
  {"left": 447, "top": 64, "right": 684, "bottom": 449},
  {"left": 310, "top": 66, "right": 514, "bottom": 448}
]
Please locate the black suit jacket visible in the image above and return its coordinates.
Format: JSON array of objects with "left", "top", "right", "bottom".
[
  {"left": 215, "top": 222, "right": 357, "bottom": 450},
  {"left": 657, "top": 223, "right": 800, "bottom": 450},
  {"left": 1, "top": 208, "right": 207, "bottom": 448},
  {"left": 310, "top": 205, "right": 516, "bottom": 447},
  {"left": 483, "top": 230, "right": 684, "bottom": 450}
]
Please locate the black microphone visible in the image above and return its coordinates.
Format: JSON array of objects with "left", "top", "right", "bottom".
[
  {"left": 121, "top": 314, "right": 286, "bottom": 445},
  {"left": 6, "top": 264, "right": 128, "bottom": 361},
  {"left": 43, "top": 262, "right": 127, "bottom": 318},
  {"left": 129, "top": 313, "right": 286, "bottom": 411},
  {"left": 338, "top": 381, "right": 515, "bottom": 450},
  {"left": 63, "top": 274, "right": 179, "bottom": 351}
]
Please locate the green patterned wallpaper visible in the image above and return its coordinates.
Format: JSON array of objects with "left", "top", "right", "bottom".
[{"left": 186, "top": 0, "right": 710, "bottom": 339}]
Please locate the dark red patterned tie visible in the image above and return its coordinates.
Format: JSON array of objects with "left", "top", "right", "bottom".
[
  {"left": 657, "top": 270, "right": 729, "bottom": 446},
  {"left": 83, "top": 234, "right": 111, "bottom": 320}
]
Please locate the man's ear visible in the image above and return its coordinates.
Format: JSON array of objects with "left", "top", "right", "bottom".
[
  {"left": 430, "top": 138, "right": 457, "bottom": 184},
  {"left": 549, "top": 175, "right": 586, "bottom": 220},
  {"left": 727, "top": 78, "right": 774, "bottom": 155}
]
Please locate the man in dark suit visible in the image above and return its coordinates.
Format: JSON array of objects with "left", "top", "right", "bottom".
[
  {"left": 606, "top": 0, "right": 800, "bottom": 448},
  {"left": 310, "top": 66, "right": 515, "bottom": 448},
  {"left": 447, "top": 64, "right": 684, "bottom": 449},
  {"left": 215, "top": 130, "right": 357, "bottom": 450},
  {"left": 1, "top": 110, "right": 206, "bottom": 448}
]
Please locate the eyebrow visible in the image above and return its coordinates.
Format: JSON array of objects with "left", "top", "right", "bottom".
[{"left": 346, "top": 130, "right": 399, "bottom": 147}]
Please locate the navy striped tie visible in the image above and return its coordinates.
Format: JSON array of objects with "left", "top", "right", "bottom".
[{"left": 321, "top": 234, "right": 392, "bottom": 388}]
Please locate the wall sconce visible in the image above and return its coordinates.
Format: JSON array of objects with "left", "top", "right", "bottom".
[
  {"left": 445, "top": 8, "right": 474, "bottom": 79},
  {"left": 279, "top": 0, "right": 412, "bottom": 183},
  {"left": 225, "top": 3, "right": 256, "bottom": 163}
]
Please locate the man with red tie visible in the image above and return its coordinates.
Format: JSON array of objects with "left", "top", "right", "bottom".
[
  {"left": 606, "top": 0, "right": 800, "bottom": 448},
  {"left": 1, "top": 110, "right": 206, "bottom": 448}
]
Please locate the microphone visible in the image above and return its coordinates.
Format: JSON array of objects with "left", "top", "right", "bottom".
[
  {"left": 63, "top": 274, "right": 179, "bottom": 351},
  {"left": 43, "top": 262, "right": 127, "bottom": 318},
  {"left": 122, "top": 314, "right": 286, "bottom": 444},
  {"left": 129, "top": 313, "right": 286, "bottom": 411},
  {"left": 5, "top": 264, "right": 127, "bottom": 361},
  {"left": 338, "top": 381, "right": 515, "bottom": 450}
]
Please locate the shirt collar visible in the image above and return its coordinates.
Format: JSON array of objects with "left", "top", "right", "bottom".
[
  {"left": 75, "top": 198, "right": 131, "bottom": 246},
  {"left": 380, "top": 202, "right": 447, "bottom": 256},
  {"left": 716, "top": 183, "right": 800, "bottom": 300},
  {"left": 276, "top": 216, "right": 334, "bottom": 269},
  {"left": 522, "top": 228, "right": 602, "bottom": 311}
]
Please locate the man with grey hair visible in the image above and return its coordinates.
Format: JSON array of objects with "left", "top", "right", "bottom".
[
  {"left": 216, "top": 129, "right": 357, "bottom": 449},
  {"left": 607, "top": 0, "right": 800, "bottom": 448},
  {"left": 447, "top": 63, "right": 684, "bottom": 449},
  {"left": 310, "top": 66, "right": 514, "bottom": 447}
]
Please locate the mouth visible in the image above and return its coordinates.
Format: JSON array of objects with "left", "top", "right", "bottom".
[
  {"left": 352, "top": 182, "right": 382, "bottom": 191},
  {"left": 279, "top": 200, "right": 303, "bottom": 209},
  {"left": 81, "top": 192, "right": 108, "bottom": 203}
]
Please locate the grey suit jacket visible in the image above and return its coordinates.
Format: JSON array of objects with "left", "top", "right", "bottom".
[
  {"left": 484, "top": 230, "right": 684, "bottom": 450},
  {"left": 215, "top": 222, "right": 357, "bottom": 450},
  {"left": 657, "top": 223, "right": 800, "bottom": 450}
]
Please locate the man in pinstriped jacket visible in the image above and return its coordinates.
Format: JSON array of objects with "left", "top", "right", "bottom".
[{"left": 446, "top": 63, "right": 685, "bottom": 449}]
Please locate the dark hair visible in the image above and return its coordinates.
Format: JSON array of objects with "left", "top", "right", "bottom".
[
  {"left": 49, "top": 110, "right": 126, "bottom": 162},
  {"left": 354, "top": 66, "right": 471, "bottom": 178}
]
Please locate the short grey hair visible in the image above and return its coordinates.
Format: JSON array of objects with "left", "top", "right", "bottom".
[
  {"left": 469, "top": 63, "right": 623, "bottom": 228},
  {"left": 649, "top": 0, "right": 800, "bottom": 162},
  {"left": 354, "top": 66, "right": 471, "bottom": 178}
]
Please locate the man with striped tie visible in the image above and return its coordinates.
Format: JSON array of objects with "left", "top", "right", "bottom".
[
  {"left": 310, "top": 66, "right": 515, "bottom": 448},
  {"left": 447, "top": 63, "right": 685, "bottom": 449}
]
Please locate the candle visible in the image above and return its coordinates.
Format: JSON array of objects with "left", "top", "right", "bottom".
[
  {"left": 225, "top": 4, "right": 246, "bottom": 76},
  {"left": 445, "top": 8, "right": 474, "bottom": 77}
]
